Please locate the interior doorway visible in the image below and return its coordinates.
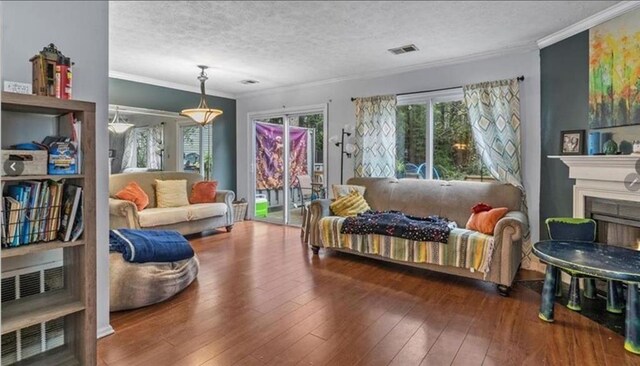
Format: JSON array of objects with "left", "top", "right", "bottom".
[{"left": 250, "top": 105, "right": 327, "bottom": 226}]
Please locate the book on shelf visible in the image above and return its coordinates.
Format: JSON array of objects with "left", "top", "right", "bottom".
[
  {"left": 0, "top": 178, "right": 79, "bottom": 248},
  {"left": 70, "top": 195, "right": 84, "bottom": 242},
  {"left": 58, "top": 184, "right": 82, "bottom": 242},
  {"left": 4, "top": 196, "right": 21, "bottom": 247}
]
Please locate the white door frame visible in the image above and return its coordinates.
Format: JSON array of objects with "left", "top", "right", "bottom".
[{"left": 247, "top": 104, "right": 328, "bottom": 224}]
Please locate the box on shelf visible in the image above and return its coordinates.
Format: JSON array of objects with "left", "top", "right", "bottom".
[
  {"left": 1, "top": 150, "right": 47, "bottom": 176},
  {"left": 48, "top": 142, "right": 77, "bottom": 175}
]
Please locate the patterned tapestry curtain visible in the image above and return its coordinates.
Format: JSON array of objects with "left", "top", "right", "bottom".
[
  {"left": 462, "top": 78, "right": 537, "bottom": 270},
  {"left": 353, "top": 95, "right": 397, "bottom": 177},
  {"left": 254, "top": 122, "right": 308, "bottom": 190}
]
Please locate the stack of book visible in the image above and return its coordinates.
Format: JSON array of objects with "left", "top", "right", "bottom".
[{"left": 1, "top": 180, "right": 83, "bottom": 247}]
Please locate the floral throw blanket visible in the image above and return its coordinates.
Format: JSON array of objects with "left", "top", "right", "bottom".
[{"left": 341, "top": 211, "right": 452, "bottom": 243}]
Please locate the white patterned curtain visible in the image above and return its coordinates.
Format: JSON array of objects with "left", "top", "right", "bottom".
[
  {"left": 120, "top": 128, "right": 137, "bottom": 171},
  {"left": 354, "top": 95, "right": 397, "bottom": 177},
  {"left": 463, "top": 78, "right": 537, "bottom": 270},
  {"left": 147, "top": 125, "right": 163, "bottom": 170}
]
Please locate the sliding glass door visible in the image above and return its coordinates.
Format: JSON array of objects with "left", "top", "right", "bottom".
[{"left": 251, "top": 108, "right": 326, "bottom": 226}]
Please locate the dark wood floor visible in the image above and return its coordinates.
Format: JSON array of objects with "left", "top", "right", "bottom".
[{"left": 98, "top": 221, "right": 640, "bottom": 366}]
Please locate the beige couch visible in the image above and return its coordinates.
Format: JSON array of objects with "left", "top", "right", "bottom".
[
  {"left": 109, "top": 172, "right": 235, "bottom": 235},
  {"left": 308, "top": 177, "right": 527, "bottom": 295}
]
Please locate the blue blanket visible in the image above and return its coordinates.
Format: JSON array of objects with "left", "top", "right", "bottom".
[{"left": 109, "top": 229, "right": 194, "bottom": 263}]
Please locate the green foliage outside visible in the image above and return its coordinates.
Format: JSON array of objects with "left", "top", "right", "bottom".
[
  {"left": 135, "top": 128, "right": 148, "bottom": 168},
  {"left": 396, "top": 101, "right": 486, "bottom": 181},
  {"left": 296, "top": 114, "right": 324, "bottom": 164}
]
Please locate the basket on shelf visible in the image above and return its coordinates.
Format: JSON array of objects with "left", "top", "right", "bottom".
[{"left": 232, "top": 199, "right": 248, "bottom": 222}]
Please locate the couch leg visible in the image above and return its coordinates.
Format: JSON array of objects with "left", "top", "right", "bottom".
[
  {"left": 311, "top": 246, "right": 320, "bottom": 255},
  {"left": 225, "top": 225, "right": 233, "bottom": 232},
  {"left": 497, "top": 285, "right": 511, "bottom": 297}
]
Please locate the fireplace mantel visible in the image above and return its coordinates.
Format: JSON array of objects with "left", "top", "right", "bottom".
[
  {"left": 548, "top": 155, "right": 640, "bottom": 218},
  {"left": 548, "top": 155, "right": 638, "bottom": 183}
]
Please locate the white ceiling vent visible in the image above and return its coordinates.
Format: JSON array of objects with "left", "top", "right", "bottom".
[
  {"left": 240, "top": 79, "right": 260, "bottom": 85},
  {"left": 388, "top": 44, "right": 419, "bottom": 55}
]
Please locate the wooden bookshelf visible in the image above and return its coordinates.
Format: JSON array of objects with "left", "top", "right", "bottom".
[
  {"left": 1, "top": 174, "right": 84, "bottom": 182},
  {"left": 1, "top": 92, "right": 96, "bottom": 365},
  {"left": 2, "top": 92, "right": 95, "bottom": 115},
  {"left": 11, "top": 346, "right": 79, "bottom": 366},
  {"left": 1, "top": 239, "right": 85, "bottom": 258},
  {"left": 1, "top": 290, "right": 85, "bottom": 334}
]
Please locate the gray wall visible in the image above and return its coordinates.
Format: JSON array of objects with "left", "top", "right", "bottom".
[
  {"left": 109, "top": 78, "right": 237, "bottom": 192},
  {"left": 1, "top": 1, "right": 111, "bottom": 337},
  {"left": 237, "top": 50, "right": 542, "bottom": 243},
  {"left": 539, "top": 32, "right": 589, "bottom": 238}
]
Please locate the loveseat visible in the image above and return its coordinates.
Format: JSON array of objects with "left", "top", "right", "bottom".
[
  {"left": 109, "top": 172, "right": 235, "bottom": 235},
  {"left": 308, "top": 177, "right": 527, "bottom": 294}
]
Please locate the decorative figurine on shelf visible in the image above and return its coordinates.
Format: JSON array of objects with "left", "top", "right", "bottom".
[
  {"left": 633, "top": 140, "right": 640, "bottom": 156},
  {"left": 603, "top": 139, "right": 618, "bottom": 155},
  {"left": 29, "top": 43, "right": 72, "bottom": 99}
]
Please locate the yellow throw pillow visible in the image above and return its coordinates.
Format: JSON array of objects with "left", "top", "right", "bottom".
[
  {"left": 331, "top": 184, "right": 366, "bottom": 199},
  {"left": 330, "top": 191, "right": 370, "bottom": 217},
  {"left": 155, "top": 179, "right": 190, "bottom": 208}
]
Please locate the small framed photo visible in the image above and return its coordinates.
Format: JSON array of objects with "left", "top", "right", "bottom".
[{"left": 561, "top": 130, "right": 585, "bottom": 155}]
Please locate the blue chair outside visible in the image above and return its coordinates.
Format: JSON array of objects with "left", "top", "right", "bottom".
[{"left": 545, "top": 218, "right": 624, "bottom": 313}]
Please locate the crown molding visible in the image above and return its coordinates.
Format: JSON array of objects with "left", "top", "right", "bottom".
[
  {"left": 537, "top": 1, "right": 640, "bottom": 49},
  {"left": 108, "top": 71, "right": 236, "bottom": 99},
  {"left": 236, "top": 42, "right": 537, "bottom": 99}
]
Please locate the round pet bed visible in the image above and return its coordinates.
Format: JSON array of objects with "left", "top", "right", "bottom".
[{"left": 109, "top": 252, "right": 199, "bottom": 311}]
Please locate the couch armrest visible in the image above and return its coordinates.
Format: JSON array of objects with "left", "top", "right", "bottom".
[
  {"left": 495, "top": 211, "right": 528, "bottom": 242},
  {"left": 308, "top": 199, "right": 332, "bottom": 247},
  {"left": 109, "top": 198, "right": 140, "bottom": 229},
  {"left": 215, "top": 190, "right": 235, "bottom": 226},
  {"left": 490, "top": 210, "right": 528, "bottom": 287}
]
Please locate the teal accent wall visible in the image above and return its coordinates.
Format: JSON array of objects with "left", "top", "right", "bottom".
[
  {"left": 109, "top": 78, "right": 236, "bottom": 192},
  {"left": 540, "top": 31, "right": 589, "bottom": 239}
]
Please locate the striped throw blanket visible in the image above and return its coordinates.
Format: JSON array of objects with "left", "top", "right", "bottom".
[{"left": 320, "top": 216, "right": 496, "bottom": 275}]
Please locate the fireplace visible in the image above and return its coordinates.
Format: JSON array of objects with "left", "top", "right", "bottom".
[{"left": 586, "top": 197, "right": 640, "bottom": 250}]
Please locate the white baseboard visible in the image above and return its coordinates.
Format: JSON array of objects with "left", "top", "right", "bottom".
[{"left": 97, "top": 325, "right": 115, "bottom": 339}]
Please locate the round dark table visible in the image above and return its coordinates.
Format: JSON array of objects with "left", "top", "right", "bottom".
[{"left": 533, "top": 240, "right": 640, "bottom": 354}]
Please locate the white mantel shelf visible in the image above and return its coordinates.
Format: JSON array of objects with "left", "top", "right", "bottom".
[
  {"left": 548, "top": 155, "right": 639, "bottom": 183},
  {"left": 548, "top": 155, "right": 640, "bottom": 218}
]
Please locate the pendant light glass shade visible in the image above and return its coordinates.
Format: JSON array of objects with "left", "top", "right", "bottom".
[
  {"left": 180, "top": 65, "right": 223, "bottom": 126},
  {"left": 108, "top": 107, "right": 134, "bottom": 134}
]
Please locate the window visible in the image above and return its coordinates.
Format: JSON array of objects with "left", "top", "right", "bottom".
[
  {"left": 134, "top": 127, "right": 150, "bottom": 168},
  {"left": 131, "top": 126, "right": 163, "bottom": 170},
  {"left": 180, "top": 124, "right": 213, "bottom": 178},
  {"left": 396, "top": 91, "right": 488, "bottom": 181}
]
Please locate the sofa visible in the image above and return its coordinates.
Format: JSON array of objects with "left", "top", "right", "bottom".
[
  {"left": 308, "top": 177, "right": 527, "bottom": 295},
  {"left": 109, "top": 171, "right": 235, "bottom": 235}
]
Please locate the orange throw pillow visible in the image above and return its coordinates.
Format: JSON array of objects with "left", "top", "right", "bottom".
[
  {"left": 190, "top": 181, "right": 218, "bottom": 204},
  {"left": 115, "top": 181, "right": 149, "bottom": 211},
  {"left": 466, "top": 207, "right": 509, "bottom": 235}
]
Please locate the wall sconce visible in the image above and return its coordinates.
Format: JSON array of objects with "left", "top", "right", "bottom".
[{"left": 329, "top": 124, "right": 355, "bottom": 184}]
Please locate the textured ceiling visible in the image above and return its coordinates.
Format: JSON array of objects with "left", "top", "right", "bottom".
[{"left": 109, "top": 1, "right": 616, "bottom": 96}]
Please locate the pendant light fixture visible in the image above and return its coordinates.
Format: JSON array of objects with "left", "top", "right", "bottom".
[
  {"left": 180, "top": 65, "right": 223, "bottom": 126},
  {"left": 108, "top": 106, "right": 134, "bottom": 134}
]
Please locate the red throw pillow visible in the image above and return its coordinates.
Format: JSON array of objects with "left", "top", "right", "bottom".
[
  {"left": 190, "top": 181, "right": 218, "bottom": 204},
  {"left": 115, "top": 181, "right": 149, "bottom": 211},
  {"left": 466, "top": 205, "right": 509, "bottom": 235}
]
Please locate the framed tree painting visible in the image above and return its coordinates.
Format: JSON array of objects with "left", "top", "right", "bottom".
[{"left": 589, "top": 8, "right": 640, "bottom": 129}]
